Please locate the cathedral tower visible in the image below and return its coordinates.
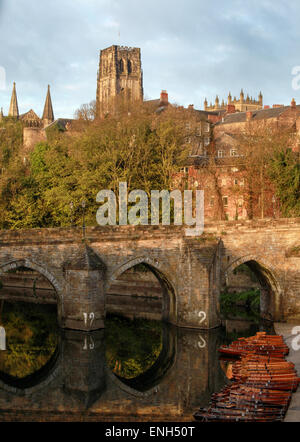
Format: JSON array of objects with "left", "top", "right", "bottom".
[{"left": 96, "top": 45, "right": 143, "bottom": 118}]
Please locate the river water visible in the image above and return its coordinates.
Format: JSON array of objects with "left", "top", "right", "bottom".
[{"left": 0, "top": 300, "right": 273, "bottom": 422}]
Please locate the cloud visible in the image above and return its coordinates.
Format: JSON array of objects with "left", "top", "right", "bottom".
[{"left": 0, "top": 0, "right": 299, "bottom": 118}]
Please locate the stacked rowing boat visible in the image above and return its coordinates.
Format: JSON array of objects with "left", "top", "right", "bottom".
[{"left": 194, "top": 332, "right": 300, "bottom": 422}]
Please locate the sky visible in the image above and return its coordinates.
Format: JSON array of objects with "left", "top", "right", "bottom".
[{"left": 1, "top": 0, "right": 300, "bottom": 118}]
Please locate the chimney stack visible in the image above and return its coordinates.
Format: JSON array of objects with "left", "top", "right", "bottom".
[
  {"left": 160, "top": 90, "right": 168, "bottom": 106},
  {"left": 226, "top": 104, "right": 236, "bottom": 114},
  {"left": 291, "top": 98, "right": 296, "bottom": 109}
]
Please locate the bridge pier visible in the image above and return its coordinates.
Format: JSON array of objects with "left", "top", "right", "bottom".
[{"left": 62, "top": 245, "right": 106, "bottom": 331}]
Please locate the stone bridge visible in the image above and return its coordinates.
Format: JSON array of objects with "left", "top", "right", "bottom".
[{"left": 0, "top": 218, "right": 299, "bottom": 330}]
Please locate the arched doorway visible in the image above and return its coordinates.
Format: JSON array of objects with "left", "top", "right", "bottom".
[{"left": 224, "top": 256, "right": 282, "bottom": 321}]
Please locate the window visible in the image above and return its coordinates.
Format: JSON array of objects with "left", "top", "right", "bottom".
[
  {"left": 234, "top": 179, "right": 238, "bottom": 185},
  {"left": 119, "top": 59, "right": 124, "bottom": 73},
  {"left": 238, "top": 198, "right": 244, "bottom": 208},
  {"left": 221, "top": 178, "right": 227, "bottom": 186},
  {"left": 197, "top": 125, "right": 202, "bottom": 136},
  {"left": 223, "top": 196, "right": 228, "bottom": 207},
  {"left": 180, "top": 167, "right": 189, "bottom": 174},
  {"left": 127, "top": 60, "right": 132, "bottom": 74},
  {"left": 205, "top": 123, "right": 210, "bottom": 132},
  {"left": 240, "top": 178, "right": 245, "bottom": 186},
  {"left": 230, "top": 149, "right": 238, "bottom": 157},
  {"left": 218, "top": 150, "right": 225, "bottom": 158},
  {"left": 209, "top": 197, "right": 215, "bottom": 207},
  {"left": 204, "top": 137, "right": 210, "bottom": 146},
  {"left": 185, "top": 122, "right": 191, "bottom": 131}
]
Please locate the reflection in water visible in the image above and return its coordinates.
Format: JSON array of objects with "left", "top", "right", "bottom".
[
  {"left": 0, "top": 302, "right": 275, "bottom": 421},
  {"left": 105, "top": 314, "right": 163, "bottom": 379},
  {"left": 0, "top": 301, "right": 58, "bottom": 379}
]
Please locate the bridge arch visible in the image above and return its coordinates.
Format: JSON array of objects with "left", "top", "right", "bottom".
[
  {"left": 0, "top": 258, "right": 63, "bottom": 325},
  {"left": 106, "top": 256, "right": 177, "bottom": 325},
  {"left": 224, "top": 254, "right": 283, "bottom": 321}
]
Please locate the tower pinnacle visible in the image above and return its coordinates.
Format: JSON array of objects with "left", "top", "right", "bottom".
[
  {"left": 42, "top": 85, "right": 54, "bottom": 126},
  {"left": 8, "top": 82, "right": 19, "bottom": 118}
]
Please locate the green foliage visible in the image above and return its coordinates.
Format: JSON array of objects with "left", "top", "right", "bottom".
[
  {"left": 220, "top": 288, "right": 261, "bottom": 319},
  {"left": 268, "top": 149, "right": 300, "bottom": 217},
  {"left": 105, "top": 314, "right": 162, "bottom": 379},
  {"left": 0, "top": 302, "right": 58, "bottom": 378}
]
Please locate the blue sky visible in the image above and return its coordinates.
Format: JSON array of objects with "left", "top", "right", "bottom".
[{"left": 0, "top": 0, "right": 300, "bottom": 118}]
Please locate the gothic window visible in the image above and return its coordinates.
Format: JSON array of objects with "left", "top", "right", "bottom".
[
  {"left": 127, "top": 60, "right": 132, "bottom": 74},
  {"left": 119, "top": 59, "right": 124, "bottom": 73},
  {"left": 218, "top": 150, "right": 225, "bottom": 158},
  {"left": 205, "top": 123, "right": 210, "bottom": 132}
]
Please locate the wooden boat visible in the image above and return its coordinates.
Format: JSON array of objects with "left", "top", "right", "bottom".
[{"left": 194, "top": 332, "right": 298, "bottom": 423}]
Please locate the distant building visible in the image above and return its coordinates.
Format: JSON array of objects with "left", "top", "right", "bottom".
[{"left": 204, "top": 90, "right": 263, "bottom": 113}]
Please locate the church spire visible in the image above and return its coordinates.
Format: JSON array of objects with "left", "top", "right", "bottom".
[
  {"left": 8, "top": 82, "right": 19, "bottom": 118},
  {"left": 42, "top": 85, "right": 54, "bottom": 126}
]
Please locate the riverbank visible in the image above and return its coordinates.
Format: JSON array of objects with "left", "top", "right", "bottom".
[{"left": 274, "top": 322, "right": 300, "bottom": 422}]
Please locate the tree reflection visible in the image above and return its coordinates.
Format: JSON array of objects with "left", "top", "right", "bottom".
[
  {"left": 105, "top": 315, "right": 163, "bottom": 379},
  {"left": 0, "top": 302, "right": 58, "bottom": 378}
]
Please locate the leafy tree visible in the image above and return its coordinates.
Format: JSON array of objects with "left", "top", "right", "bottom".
[{"left": 268, "top": 148, "right": 300, "bottom": 217}]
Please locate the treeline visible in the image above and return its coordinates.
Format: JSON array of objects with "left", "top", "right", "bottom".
[
  {"left": 0, "top": 105, "right": 188, "bottom": 229},
  {"left": 0, "top": 104, "right": 299, "bottom": 229}
]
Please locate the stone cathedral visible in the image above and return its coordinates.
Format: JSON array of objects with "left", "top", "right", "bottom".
[{"left": 96, "top": 45, "right": 144, "bottom": 117}]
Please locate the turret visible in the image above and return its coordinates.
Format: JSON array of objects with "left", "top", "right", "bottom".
[
  {"left": 8, "top": 82, "right": 19, "bottom": 118},
  {"left": 259, "top": 91, "right": 263, "bottom": 106},
  {"left": 228, "top": 92, "right": 232, "bottom": 104},
  {"left": 42, "top": 85, "right": 54, "bottom": 127},
  {"left": 204, "top": 98, "right": 208, "bottom": 110},
  {"left": 240, "top": 89, "right": 244, "bottom": 103}
]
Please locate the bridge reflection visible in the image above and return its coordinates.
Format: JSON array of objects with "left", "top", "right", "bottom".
[{"left": 0, "top": 319, "right": 230, "bottom": 420}]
